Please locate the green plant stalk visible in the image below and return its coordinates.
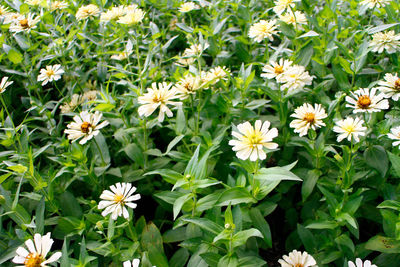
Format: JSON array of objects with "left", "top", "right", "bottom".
[{"left": 93, "top": 138, "right": 106, "bottom": 167}]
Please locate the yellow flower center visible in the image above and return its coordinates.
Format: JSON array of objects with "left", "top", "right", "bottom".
[
  {"left": 394, "top": 78, "right": 400, "bottom": 90},
  {"left": 24, "top": 253, "right": 44, "bottom": 267},
  {"left": 152, "top": 95, "right": 164, "bottom": 103},
  {"left": 80, "top": 121, "right": 92, "bottom": 133},
  {"left": 274, "top": 65, "right": 284, "bottom": 74},
  {"left": 304, "top": 112, "right": 315, "bottom": 124},
  {"left": 113, "top": 194, "right": 125, "bottom": 204},
  {"left": 248, "top": 132, "right": 263, "bottom": 147},
  {"left": 294, "top": 264, "right": 304, "bottom": 267},
  {"left": 19, "top": 18, "right": 29, "bottom": 29},
  {"left": 343, "top": 124, "right": 355, "bottom": 134},
  {"left": 357, "top": 95, "right": 371, "bottom": 109},
  {"left": 46, "top": 69, "right": 55, "bottom": 77}
]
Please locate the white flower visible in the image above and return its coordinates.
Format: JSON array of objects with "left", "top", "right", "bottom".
[
  {"left": 83, "top": 90, "right": 97, "bottom": 101},
  {"left": 0, "top": 76, "right": 13, "bottom": 93},
  {"left": 388, "top": 126, "right": 400, "bottom": 147},
  {"left": 248, "top": 19, "right": 279, "bottom": 43},
  {"left": 345, "top": 88, "right": 389, "bottom": 113},
  {"left": 273, "top": 0, "right": 300, "bottom": 15},
  {"left": 26, "top": 0, "right": 41, "bottom": 6},
  {"left": 100, "top": 5, "right": 125, "bottom": 22},
  {"left": 280, "top": 65, "right": 313, "bottom": 92},
  {"left": 60, "top": 94, "right": 82, "bottom": 114},
  {"left": 229, "top": 120, "right": 278, "bottom": 161},
  {"left": 376, "top": 73, "right": 400, "bottom": 100},
  {"left": 50, "top": 1, "right": 69, "bottom": 11},
  {"left": 369, "top": 30, "right": 400, "bottom": 54},
  {"left": 290, "top": 103, "right": 327, "bottom": 137},
  {"left": 333, "top": 117, "right": 367, "bottom": 143},
  {"left": 117, "top": 7, "right": 145, "bottom": 25},
  {"left": 179, "top": 2, "right": 200, "bottom": 12},
  {"left": 9, "top": 13, "right": 40, "bottom": 33},
  {"left": 360, "top": 0, "right": 390, "bottom": 9},
  {"left": 3, "top": 12, "right": 21, "bottom": 24},
  {"left": 279, "top": 11, "right": 307, "bottom": 27},
  {"left": 124, "top": 259, "right": 141, "bottom": 267},
  {"left": 175, "top": 74, "right": 202, "bottom": 98},
  {"left": 138, "top": 82, "right": 182, "bottom": 122},
  {"left": 111, "top": 39, "right": 133, "bottom": 60},
  {"left": 37, "top": 64, "right": 64, "bottom": 86},
  {"left": 12, "top": 232, "right": 62, "bottom": 267},
  {"left": 0, "top": 5, "right": 10, "bottom": 17},
  {"left": 261, "top": 58, "right": 293, "bottom": 82},
  {"left": 184, "top": 43, "right": 209, "bottom": 57},
  {"left": 64, "top": 110, "right": 109, "bottom": 145},
  {"left": 348, "top": 258, "right": 378, "bottom": 267},
  {"left": 278, "top": 250, "right": 317, "bottom": 267},
  {"left": 204, "top": 66, "right": 230, "bottom": 85},
  {"left": 98, "top": 182, "right": 141, "bottom": 220},
  {"left": 75, "top": 4, "right": 100, "bottom": 21},
  {"left": 175, "top": 56, "right": 195, "bottom": 67}
]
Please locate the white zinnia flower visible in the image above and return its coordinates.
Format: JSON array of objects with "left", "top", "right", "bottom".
[
  {"left": 75, "top": 4, "right": 100, "bottom": 21},
  {"left": 204, "top": 66, "right": 230, "bottom": 85},
  {"left": 388, "top": 126, "right": 400, "bottom": 147},
  {"left": 98, "top": 182, "right": 141, "bottom": 220},
  {"left": 100, "top": 5, "right": 125, "bottom": 22},
  {"left": 261, "top": 58, "right": 293, "bottom": 82},
  {"left": 369, "top": 30, "right": 400, "bottom": 54},
  {"left": 280, "top": 65, "right": 313, "bottom": 92},
  {"left": 376, "top": 73, "right": 400, "bottom": 100},
  {"left": 123, "top": 259, "right": 141, "bottom": 267},
  {"left": 117, "top": 7, "right": 145, "bottom": 25},
  {"left": 64, "top": 110, "right": 109, "bottom": 145},
  {"left": 348, "top": 258, "right": 378, "bottom": 267},
  {"left": 26, "top": 0, "right": 41, "bottom": 6},
  {"left": 111, "top": 39, "right": 133, "bottom": 60},
  {"left": 0, "top": 5, "right": 10, "bottom": 17},
  {"left": 229, "top": 120, "right": 279, "bottom": 161},
  {"left": 82, "top": 90, "right": 97, "bottom": 101},
  {"left": 60, "top": 94, "right": 82, "bottom": 114},
  {"left": 175, "top": 56, "right": 195, "bottom": 67},
  {"left": 184, "top": 43, "right": 209, "bottom": 57},
  {"left": 279, "top": 10, "right": 307, "bottom": 28},
  {"left": 37, "top": 64, "right": 64, "bottom": 86},
  {"left": 179, "top": 2, "right": 200, "bottom": 12},
  {"left": 175, "top": 74, "right": 202, "bottom": 98},
  {"left": 248, "top": 19, "right": 279, "bottom": 43},
  {"left": 290, "top": 103, "right": 327, "bottom": 137},
  {"left": 273, "top": 0, "right": 300, "bottom": 15},
  {"left": 50, "top": 1, "right": 69, "bottom": 11},
  {"left": 12, "top": 232, "right": 62, "bottom": 267},
  {"left": 0, "top": 76, "right": 13, "bottom": 93},
  {"left": 333, "top": 117, "right": 367, "bottom": 143},
  {"left": 138, "top": 82, "right": 182, "bottom": 122},
  {"left": 9, "top": 13, "right": 39, "bottom": 33},
  {"left": 345, "top": 87, "right": 389, "bottom": 113},
  {"left": 360, "top": 0, "right": 390, "bottom": 9},
  {"left": 278, "top": 250, "right": 317, "bottom": 267}
]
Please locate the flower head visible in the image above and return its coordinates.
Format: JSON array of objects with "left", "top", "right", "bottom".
[
  {"left": 278, "top": 250, "right": 317, "bottom": 267},
  {"left": 37, "top": 65, "right": 64, "bottom": 86},
  {"left": 348, "top": 258, "right": 377, "bottom": 267},
  {"left": 388, "top": 126, "right": 400, "bottom": 147},
  {"left": 369, "top": 30, "right": 400, "bottom": 54},
  {"left": 179, "top": 2, "right": 200, "bottom": 12},
  {"left": 111, "top": 40, "right": 133, "bottom": 60},
  {"left": 290, "top": 103, "right": 327, "bottom": 137},
  {"left": 204, "top": 66, "right": 230, "bottom": 85},
  {"left": 0, "top": 5, "right": 10, "bottom": 17},
  {"left": 333, "top": 117, "right": 367, "bottom": 143},
  {"left": 60, "top": 94, "right": 82, "bottom": 114},
  {"left": 261, "top": 58, "right": 293, "bottom": 82},
  {"left": 9, "top": 13, "right": 39, "bottom": 33},
  {"left": 184, "top": 43, "right": 209, "bottom": 57},
  {"left": 273, "top": 0, "right": 300, "bottom": 15},
  {"left": 76, "top": 4, "right": 100, "bottom": 21},
  {"left": 175, "top": 74, "right": 202, "bottom": 98},
  {"left": 249, "top": 19, "right": 279, "bottom": 43},
  {"left": 26, "top": 0, "right": 41, "bottom": 6},
  {"left": 279, "top": 65, "right": 313, "bottom": 93},
  {"left": 376, "top": 73, "right": 400, "bottom": 100},
  {"left": 0, "top": 76, "right": 13, "bottom": 93},
  {"left": 117, "top": 7, "right": 145, "bottom": 25},
  {"left": 279, "top": 10, "right": 307, "bottom": 28},
  {"left": 98, "top": 182, "right": 141, "bottom": 220},
  {"left": 100, "top": 5, "right": 125, "bottom": 22},
  {"left": 138, "top": 82, "right": 182, "bottom": 122},
  {"left": 229, "top": 120, "right": 278, "bottom": 161},
  {"left": 123, "top": 259, "right": 140, "bottom": 267},
  {"left": 345, "top": 87, "right": 389, "bottom": 113},
  {"left": 360, "top": 0, "right": 390, "bottom": 9},
  {"left": 12, "top": 232, "right": 62, "bottom": 267},
  {"left": 64, "top": 110, "right": 109, "bottom": 144},
  {"left": 50, "top": 1, "right": 69, "bottom": 11}
]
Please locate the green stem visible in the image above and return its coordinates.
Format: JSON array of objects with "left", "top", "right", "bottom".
[
  {"left": 143, "top": 118, "right": 148, "bottom": 169},
  {"left": 93, "top": 138, "right": 106, "bottom": 166}
]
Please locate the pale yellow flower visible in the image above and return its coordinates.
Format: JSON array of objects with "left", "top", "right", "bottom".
[
  {"left": 360, "top": 0, "right": 390, "bottom": 9},
  {"left": 117, "top": 7, "right": 145, "bottom": 25},
  {"left": 279, "top": 10, "right": 307, "bottom": 27},
  {"left": 345, "top": 87, "right": 389, "bottom": 113},
  {"left": 0, "top": 77, "right": 13, "bottom": 94},
  {"left": 50, "top": 1, "right": 69, "bottom": 11},
  {"left": 9, "top": 13, "right": 40, "bottom": 33},
  {"left": 248, "top": 19, "right": 279, "bottom": 43},
  {"left": 273, "top": 0, "right": 300, "bottom": 15},
  {"left": 278, "top": 250, "right": 317, "bottom": 267},
  {"left": 376, "top": 73, "right": 400, "bottom": 100},
  {"left": 76, "top": 4, "right": 100, "bottom": 21},
  {"left": 388, "top": 127, "right": 400, "bottom": 147},
  {"left": 179, "top": 2, "right": 200, "bottom": 12},
  {"left": 369, "top": 30, "right": 400, "bottom": 54},
  {"left": 333, "top": 117, "right": 367, "bottom": 143},
  {"left": 25, "top": 0, "right": 41, "bottom": 6},
  {"left": 289, "top": 103, "right": 327, "bottom": 137}
]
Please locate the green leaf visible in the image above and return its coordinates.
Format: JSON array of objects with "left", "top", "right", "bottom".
[
  {"left": 237, "top": 256, "right": 267, "bottom": 267},
  {"left": 213, "top": 17, "right": 229, "bottom": 35},
  {"left": 165, "top": 135, "right": 184, "bottom": 155},
  {"left": 297, "top": 224, "right": 316, "bottom": 251},
  {"left": 365, "top": 236, "right": 400, "bottom": 253},
  {"left": 0, "top": 173, "right": 12, "bottom": 184},
  {"left": 378, "top": 200, "right": 400, "bottom": 212},
  {"left": 301, "top": 169, "right": 320, "bottom": 202},
  {"left": 182, "top": 217, "right": 224, "bottom": 235},
  {"left": 173, "top": 193, "right": 192, "bottom": 220},
  {"left": 145, "top": 169, "right": 183, "bottom": 184},
  {"left": 141, "top": 222, "right": 169, "bottom": 267},
  {"left": 200, "top": 252, "right": 222, "bottom": 266},
  {"left": 255, "top": 167, "right": 302, "bottom": 182},
  {"left": 170, "top": 248, "right": 189, "bottom": 267},
  {"left": 218, "top": 255, "right": 238, "bottom": 267},
  {"left": 335, "top": 234, "right": 355, "bottom": 253},
  {"left": 124, "top": 143, "right": 144, "bottom": 167},
  {"left": 176, "top": 23, "right": 193, "bottom": 33},
  {"left": 306, "top": 220, "right": 338, "bottom": 230},
  {"left": 296, "top": 40, "right": 314, "bottom": 67},
  {"left": 36, "top": 196, "right": 45, "bottom": 234},
  {"left": 59, "top": 191, "right": 83, "bottom": 218},
  {"left": 364, "top": 145, "right": 388, "bottom": 177},
  {"left": 232, "top": 228, "right": 263, "bottom": 248},
  {"left": 217, "top": 187, "right": 256, "bottom": 206},
  {"left": 107, "top": 216, "right": 115, "bottom": 240},
  {"left": 8, "top": 49, "right": 23, "bottom": 64},
  {"left": 224, "top": 204, "right": 233, "bottom": 225},
  {"left": 7, "top": 164, "right": 27, "bottom": 173},
  {"left": 249, "top": 208, "right": 272, "bottom": 248},
  {"left": 388, "top": 152, "right": 400, "bottom": 178},
  {"left": 279, "top": 21, "right": 296, "bottom": 38},
  {"left": 60, "top": 238, "right": 70, "bottom": 267},
  {"left": 367, "top": 23, "right": 400, "bottom": 34}
]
